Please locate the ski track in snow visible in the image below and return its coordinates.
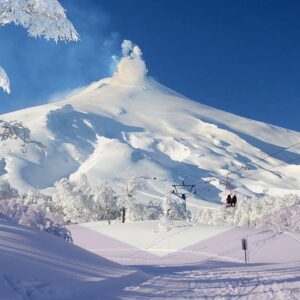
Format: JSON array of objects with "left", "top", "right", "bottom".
[
  {"left": 67, "top": 221, "right": 300, "bottom": 299},
  {"left": 0, "top": 218, "right": 299, "bottom": 299},
  {"left": 122, "top": 262, "right": 300, "bottom": 299}
]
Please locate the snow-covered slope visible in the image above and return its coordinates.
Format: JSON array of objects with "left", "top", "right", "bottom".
[
  {"left": 68, "top": 220, "right": 300, "bottom": 299},
  {"left": 0, "top": 216, "right": 147, "bottom": 300},
  {"left": 1, "top": 41, "right": 300, "bottom": 203}
]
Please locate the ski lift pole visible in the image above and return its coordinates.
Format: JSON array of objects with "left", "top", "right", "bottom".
[{"left": 241, "top": 238, "right": 248, "bottom": 264}]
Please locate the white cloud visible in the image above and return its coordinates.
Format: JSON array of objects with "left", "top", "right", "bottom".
[
  {"left": 121, "top": 40, "right": 133, "bottom": 56},
  {"left": 112, "top": 40, "right": 148, "bottom": 85},
  {"left": 132, "top": 45, "right": 142, "bottom": 57}
]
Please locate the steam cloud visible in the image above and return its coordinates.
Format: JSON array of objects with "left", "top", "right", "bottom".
[{"left": 112, "top": 40, "right": 148, "bottom": 85}]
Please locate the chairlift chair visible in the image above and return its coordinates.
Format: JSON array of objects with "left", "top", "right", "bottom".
[
  {"left": 224, "top": 175, "right": 237, "bottom": 207},
  {"left": 171, "top": 180, "right": 196, "bottom": 211}
]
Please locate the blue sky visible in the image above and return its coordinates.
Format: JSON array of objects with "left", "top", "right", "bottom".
[{"left": 0, "top": 0, "right": 300, "bottom": 131}]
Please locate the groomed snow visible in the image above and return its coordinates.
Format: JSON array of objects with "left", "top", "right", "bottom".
[
  {"left": 0, "top": 216, "right": 148, "bottom": 300},
  {"left": 68, "top": 220, "right": 300, "bottom": 299},
  {"left": 2, "top": 217, "right": 299, "bottom": 299},
  {"left": 123, "top": 261, "right": 300, "bottom": 299},
  {"left": 68, "top": 220, "right": 300, "bottom": 265},
  {"left": 74, "top": 220, "right": 232, "bottom": 257}
]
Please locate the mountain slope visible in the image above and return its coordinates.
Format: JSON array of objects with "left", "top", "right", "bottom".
[{"left": 1, "top": 41, "right": 300, "bottom": 203}]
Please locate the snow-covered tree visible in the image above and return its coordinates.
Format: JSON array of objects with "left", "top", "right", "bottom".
[
  {"left": 45, "top": 224, "right": 73, "bottom": 242},
  {"left": 53, "top": 174, "right": 94, "bottom": 223},
  {"left": 145, "top": 200, "right": 163, "bottom": 220},
  {"left": 0, "top": 0, "right": 79, "bottom": 93},
  {"left": 0, "top": 179, "right": 19, "bottom": 200},
  {"left": 159, "top": 194, "right": 173, "bottom": 231},
  {"left": 0, "top": 120, "right": 46, "bottom": 154},
  {"left": 158, "top": 193, "right": 188, "bottom": 231},
  {"left": 0, "top": 66, "right": 10, "bottom": 93},
  {"left": 119, "top": 175, "right": 144, "bottom": 223},
  {"left": 0, "top": 181, "right": 71, "bottom": 240},
  {"left": 22, "top": 189, "right": 55, "bottom": 211},
  {"left": 0, "top": 0, "right": 79, "bottom": 41},
  {"left": 191, "top": 194, "right": 300, "bottom": 232},
  {"left": 93, "top": 182, "right": 118, "bottom": 225},
  {"left": 251, "top": 202, "right": 300, "bottom": 233},
  {"left": 162, "top": 192, "right": 187, "bottom": 220},
  {"left": 0, "top": 157, "right": 5, "bottom": 175},
  {"left": 0, "top": 193, "right": 63, "bottom": 231}
]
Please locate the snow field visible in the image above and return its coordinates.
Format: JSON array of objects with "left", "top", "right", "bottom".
[
  {"left": 76, "top": 220, "right": 232, "bottom": 257},
  {"left": 122, "top": 261, "right": 300, "bottom": 300},
  {"left": 68, "top": 220, "right": 300, "bottom": 265},
  {"left": 0, "top": 217, "right": 148, "bottom": 300},
  {"left": 67, "top": 220, "right": 300, "bottom": 299}
]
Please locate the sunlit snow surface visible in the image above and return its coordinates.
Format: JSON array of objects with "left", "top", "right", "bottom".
[
  {"left": 68, "top": 220, "right": 300, "bottom": 299},
  {"left": 0, "top": 217, "right": 147, "bottom": 300},
  {"left": 76, "top": 220, "right": 232, "bottom": 257},
  {"left": 1, "top": 76, "right": 300, "bottom": 204},
  {"left": 0, "top": 217, "right": 299, "bottom": 299}
]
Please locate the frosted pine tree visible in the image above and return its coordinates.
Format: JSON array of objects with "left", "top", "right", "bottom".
[{"left": 0, "top": 0, "right": 79, "bottom": 93}]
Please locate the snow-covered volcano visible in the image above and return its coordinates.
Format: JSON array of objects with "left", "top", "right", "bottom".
[{"left": 1, "top": 40, "right": 300, "bottom": 203}]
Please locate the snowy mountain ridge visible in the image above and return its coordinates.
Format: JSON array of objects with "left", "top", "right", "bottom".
[{"left": 1, "top": 40, "right": 300, "bottom": 203}]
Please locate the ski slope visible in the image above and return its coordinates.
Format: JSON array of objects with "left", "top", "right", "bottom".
[
  {"left": 68, "top": 220, "right": 300, "bottom": 299},
  {"left": 123, "top": 261, "right": 300, "bottom": 299},
  {"left": 1, "top": 217, "right": 299, "bottom": 299},
  {"left": 0, "top": 215, "right": 148, "bottom": 300},
  {"left": 1, "top": 42, "right": 300, "bottom": 204},
  {"left": 68, "top": 220, "right": 300, "bottom": 265}
]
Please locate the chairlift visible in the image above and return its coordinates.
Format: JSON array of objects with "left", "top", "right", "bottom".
[
  {"left": 224, "top": 175, "right": 237, "bottom": 207},
  {"left": 171, "top": 180, "right": 196, "bottom": 201},
  {"left": 171, "top": 180, "right": 196, "bottom": 212}
]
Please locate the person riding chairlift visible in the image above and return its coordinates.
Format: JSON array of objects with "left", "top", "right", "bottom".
[
  {"left": 226, "top": 194, "right": 237, "bottom": 207},
  {"left": 232, "top": 195, "right": 237, "bottom": 206},
  {"left": 226, "top": 194, "right": 231, "bottom": 206}
]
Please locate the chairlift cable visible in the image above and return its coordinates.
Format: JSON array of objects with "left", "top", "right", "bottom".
[
  {"left": 193, "top": 140, "right": 300, "bottom": 189},
  {"left": 232, "top": 156, "right": 300, "bottom": 188},
  {"left": 226, "top": 140, "right": 300, "bottom": 176},
  {"left": 141, "top": 140, "right": 300, "bottom": 195},
  {"left": 195, "top": 155, "right": 300, "bottom": 192}
]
